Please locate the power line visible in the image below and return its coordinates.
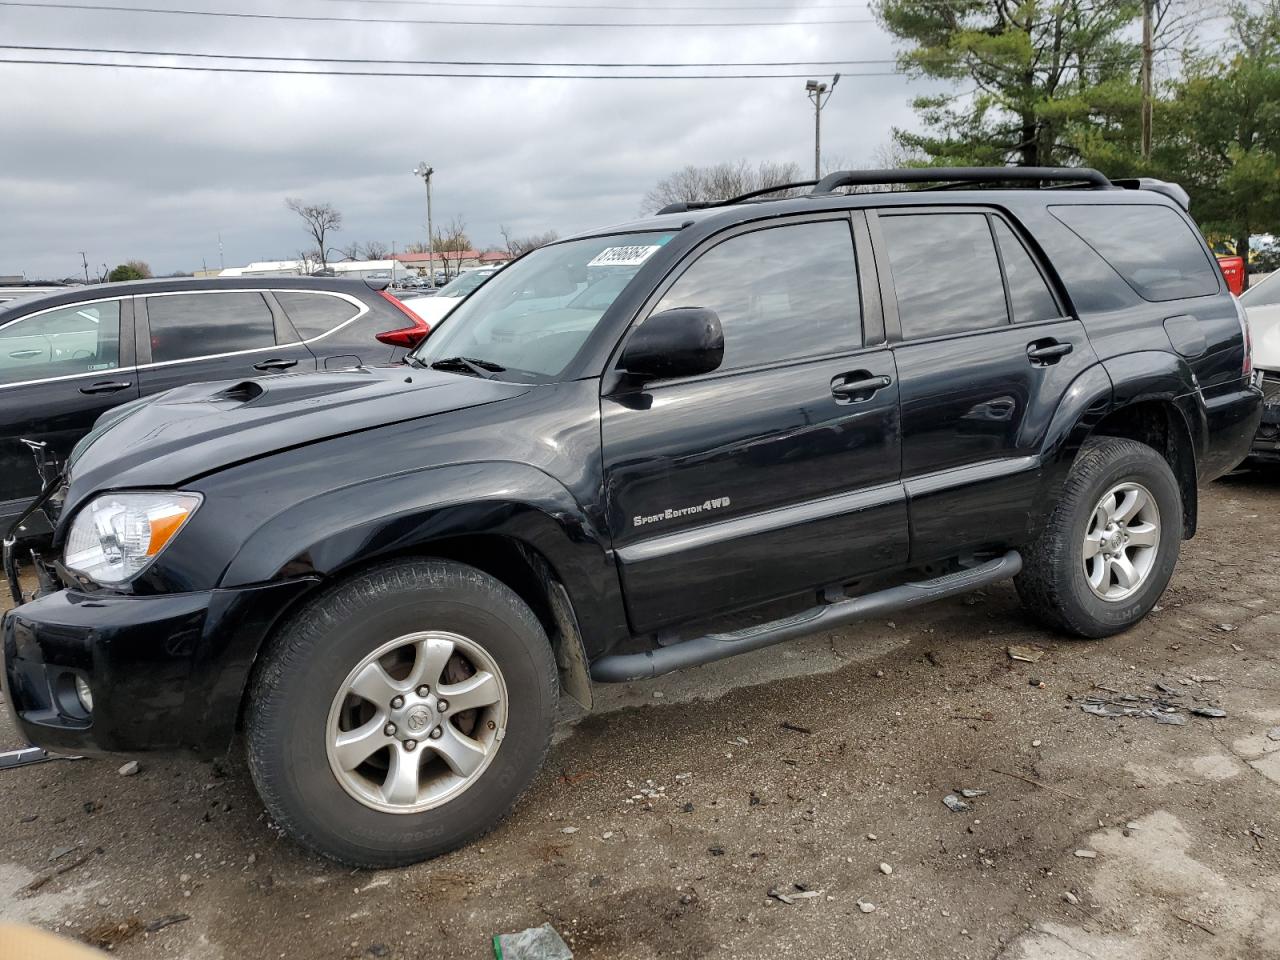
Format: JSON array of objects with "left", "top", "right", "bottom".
[
  {"left": 0, "top": 57, "right": 908, "bottom": 78},
  {"left": 0, "top": 1, "right": 878, "bottom": 26},
  {"left": 0, "top": 44, "right": 900, "bottom": 68}
]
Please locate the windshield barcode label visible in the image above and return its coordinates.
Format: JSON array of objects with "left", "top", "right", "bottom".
[{"left": 588, "top": 245, "right": 661, "bottom": 268}]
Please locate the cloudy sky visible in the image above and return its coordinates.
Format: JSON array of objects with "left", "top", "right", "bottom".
[{"left": 0, "top": 0, "right": 938, "bottom": 279}]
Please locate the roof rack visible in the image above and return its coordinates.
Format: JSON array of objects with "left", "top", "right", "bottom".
[
  {"left": 810, "top": 166, "right": 1113, "bottom": 195},
  {"left": 656, "top": 179, "right": 819, "bottom": 215}
]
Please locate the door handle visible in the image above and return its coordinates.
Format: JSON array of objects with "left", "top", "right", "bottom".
[
  {"left": 253, "top": 358, "right": 298, "bottom": 372},
  {"left": 831, "top": 373, "right": 893, "bottom": 401},
  {"left": 1026, "top": 340, "right": 1073, "bottom": 365},
  {"left": 8, "top": 349, "right": 43, "bottom": 360},
  {"left": 78, "top": 380, "right": 132, "bottom": 395}
]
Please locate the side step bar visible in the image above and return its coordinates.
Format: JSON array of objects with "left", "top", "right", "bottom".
[{"left": 590, "top": 550, "right": 1022, "bottom": 682}]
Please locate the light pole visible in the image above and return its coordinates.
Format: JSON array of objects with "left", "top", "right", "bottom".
[
  {"left": 412, "top": 162, "right": 434, "bottom": 283},
  {"left": 805, "top": 74, "right": 840, "bottom": 180}
]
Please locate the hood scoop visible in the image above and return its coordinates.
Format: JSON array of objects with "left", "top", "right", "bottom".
[{"left": 211, "top": 381, "right": 265, "bottom": 405}]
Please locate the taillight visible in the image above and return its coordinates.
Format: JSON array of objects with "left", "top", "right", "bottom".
[
  {"left": 1234, "top": 295, "right": 1253, "bottom": 377},
  {"left": 376, "top": 290, "right": 431, "bottom": 349}
]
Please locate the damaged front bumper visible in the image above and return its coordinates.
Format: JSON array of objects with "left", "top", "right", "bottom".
[
  {"left": 2, "top": 578, "right": 318, "bottom": 757},
  {"left": 1248, "top": 370, "right": 1280, "bottom": 463}
]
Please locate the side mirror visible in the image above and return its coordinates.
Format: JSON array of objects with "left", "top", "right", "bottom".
[{"left": 620, "top": 307, "right": 724, "bottom": 381}]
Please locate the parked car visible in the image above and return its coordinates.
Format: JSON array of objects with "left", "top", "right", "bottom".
[
  {"left": 0, "top": 284, "right": 70, "bottom": 306},
  {"left": 1240, "top": 271, "right": 1280, "bottom": 463},
  {"left": 0, "top": 277, "right": 429, "bottom": 538},
  {"left": 2, "top": 168, "right": 1260, "bottom": 869},
  {"left": 400, "top": 267, "right": 500, "bottom": 323}
]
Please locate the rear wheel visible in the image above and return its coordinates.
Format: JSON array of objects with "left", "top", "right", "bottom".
[
  {"left": 246, "top": 559, "right": 558, "bottom": 868},
  {"left": 1016, "top": 436, "right": 1183, "bottom": 638}
]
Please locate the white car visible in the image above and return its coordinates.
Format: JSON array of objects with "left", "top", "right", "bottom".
[
  {"left": 400, "top": 268, "right": 499, "bottom": 325},
  {"left": 1241, "top": 272, "right": 1280, "bottom": 464}
]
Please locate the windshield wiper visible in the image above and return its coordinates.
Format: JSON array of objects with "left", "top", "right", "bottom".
[{"left": 429, "top": 356, "right": 506, "bottom": 379}]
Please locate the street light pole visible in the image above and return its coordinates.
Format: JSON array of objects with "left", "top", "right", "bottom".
[
  {"left": 805, "top": 74, "right": 840, "bottom": 180},
  {"left": 412, "top": 162, "right": 434, "bottom": 283}
]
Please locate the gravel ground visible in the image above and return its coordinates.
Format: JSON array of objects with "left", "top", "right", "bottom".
[{"left": 1, "top": 471, "right": 1278, "bottom": 959}]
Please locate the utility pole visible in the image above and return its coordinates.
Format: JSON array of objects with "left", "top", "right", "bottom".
[
  {"left": 805, "top": 74, "right": 840, "bottom": 180},
  {"left": 218, "top": 230, "right": 225, "bottom": 270},
  {"left": 1140, "top": 0, "right": 1154, "bottom": 160},
  {"left": 78, "top": 251, "right": 89, "bottom": 283},
  {"left": 412, "top": 162, "right": 434, "bottom": 284}
]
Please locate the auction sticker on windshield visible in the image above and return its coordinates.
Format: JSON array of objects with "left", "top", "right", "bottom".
[{"left": 588, "top": 245, "right": 662, "bottom": 268}]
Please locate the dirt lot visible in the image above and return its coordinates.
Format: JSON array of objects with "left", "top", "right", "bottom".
[{"left": 1, "top": 471, "right": 1278, "bottom": 960}]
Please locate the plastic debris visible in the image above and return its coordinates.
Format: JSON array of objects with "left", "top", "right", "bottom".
[
  {"left": 1074, "top": 849, "right": 1098, "bottom": 859},
  {"left": 942, "top": 794, "right": 971, "bottom": 813},
  {"left": 493, "top": 923, "right": 573, "bottom": 960},
  {"left": 145, "top": 915, "right": 191, "bottom": 934},
  {"left": 1008, "top": 645, "right": 1046, "bottom": 663},
  {"left": 958, "top": 788, "right": 988, "bottom": 799}
]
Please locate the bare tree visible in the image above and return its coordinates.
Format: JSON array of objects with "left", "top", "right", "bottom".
[
  {"left": 363, "top": 240, "right": 391, "bottom": 261},
  {"left": 433, "top": 216, "right": 471, "bottom": 281},
  {"left": 499, "top": 224, "right": 560, "bottom": 257},
  {"left": 641, "top": 160, "right": 805, "bottom": 213},
  {"left": 285, "top": 198, "right": 342, "bottom": 271},
  {"left": 334, "top": 241, "right": 362, "bottom": 261}
]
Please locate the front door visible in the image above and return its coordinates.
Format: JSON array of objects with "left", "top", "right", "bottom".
[
  {"left": 137, "top": 289, "right": 317, "bottom": 395},
  {"left": 0, "top": 296, "right": 137, "bottom": 533},
  {"left": 602, "top": 216, "right": 908, "bottom": 635},
  {"left": 872, "top": 208, "right": 1097, "bottom": 562}
]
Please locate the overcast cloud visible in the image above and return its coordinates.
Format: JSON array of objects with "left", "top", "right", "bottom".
[{"left": 0, "top": 0, "right": 938, "bottom": 279}]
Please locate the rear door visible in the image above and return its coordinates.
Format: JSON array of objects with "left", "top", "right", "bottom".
[
  {"left": 136, "top": 289, "right": 317, "bottom": 395},
  {"left": 602, "top": 213, "right": 908, "bottom": 634},
  {"left": 872, "top": 207, "right": 1096, "bottom": 562},
  {"left": 0, "top": 297, "right": 137, "bottom": 531}
]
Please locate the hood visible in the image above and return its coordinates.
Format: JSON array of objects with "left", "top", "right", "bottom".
[
  {"left": 1247, "top": 301, "right": 1280, "bottom": 371},
  {"left": 65, "top": 365, "right": 530, "bottom": 501}
]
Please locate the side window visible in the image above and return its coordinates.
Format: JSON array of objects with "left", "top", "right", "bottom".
[
  {"left": 1050, "top": 204, "right": 1220, "bottom": 301},
  {"left": 880, "top": 213, "right": 1007, "bottom": 339},
  {"left": 992, "top": 219, "right": 1061, "bottom": 323},
  {"left": 653, "top": 220, "right": 861, "bottom": 372},
  {"left": 146, "top": 292, "right": 276, "bottom": 363},
  {"left": 274, "top": 291, "right": 360, "bottom": 340},
  {"left": 0, "top": 300, "right": 122, "bottom": 386}
]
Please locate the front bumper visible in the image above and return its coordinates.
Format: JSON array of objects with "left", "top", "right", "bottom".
[
  {"left": 1247, "top": 371, "right": 1280, "bottom": 463},
  {"left": 2, "top": 578, "right": 317, "bottom": 756}
]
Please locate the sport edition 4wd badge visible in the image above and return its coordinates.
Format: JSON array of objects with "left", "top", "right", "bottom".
[{"left": 634, "top": 497, "right": 731, "bottom": 528}]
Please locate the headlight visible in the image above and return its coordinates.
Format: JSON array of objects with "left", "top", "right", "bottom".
[{"left": 65, "top": 491, "right": 202, "bottom": 585}]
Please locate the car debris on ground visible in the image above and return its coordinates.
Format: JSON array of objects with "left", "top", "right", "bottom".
[
  {"left": 1007, "top": 645, "right": 1046, "bottom": 663},
  {"left": 492, "top": 923, "right": 573, "bottom": 960},
  {"left": 1073, "top": 683, "right": 1227, "bottom": 726}
]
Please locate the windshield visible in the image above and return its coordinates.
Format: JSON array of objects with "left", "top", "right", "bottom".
[
  {"left": 1242, "top": 271, "right": 1280, "bottom": 307},
  {"left": 410, "top": 231, "right": 674, "bottom": 381}
]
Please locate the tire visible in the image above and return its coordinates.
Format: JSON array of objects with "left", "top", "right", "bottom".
[
  {"left": 1015, "top": 436, "right": 1183, "bottom": 638},
  {"left": 245, "top": 559, "right": 558, "bottom": 868}
]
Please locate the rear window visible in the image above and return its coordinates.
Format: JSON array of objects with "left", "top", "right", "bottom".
[
  {"left": 1050, "top": 204, "right": 1220, "bottom": 301},
  {"left": 274, "top": 291, "right": 360, "bottom": 339},
  {"left": 880, "top": 212, "right": 1008, "bottom": 339}
]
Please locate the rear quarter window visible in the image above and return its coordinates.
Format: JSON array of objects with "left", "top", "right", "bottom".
[
  {"left": 274, "top": 291, "right": 361, "bottom": 340},
  {"left": 1049, "top": 204, "right": 1221, "bottom": 302}
]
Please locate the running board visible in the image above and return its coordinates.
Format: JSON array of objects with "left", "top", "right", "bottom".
[{"left": 590, "top": 550, "right": 1022, "bottom": 682}]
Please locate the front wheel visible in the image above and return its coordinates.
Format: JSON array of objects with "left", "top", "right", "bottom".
[
  {"left": 245, "top": 559, "right": 558, "bottom": 868},
  {"left": 1016, "top": 436, "right": 1183, "bottom": 638}
]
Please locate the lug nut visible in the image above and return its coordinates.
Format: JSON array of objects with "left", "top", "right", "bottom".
[
  {"left": 430, "top": 727, "right": 443, "bottom": 740},
  {"left": 404, "top": 739, "right": 417, "bottom": 751},
  {"left": 384, "top": 723, "right": 397, "bottom": 736},
  {"left": 437, "top": 699, "right": 449, "bottom": 712},
  {"left": 390, "top": 695, "right": 405, "bottom": 709},
  {"left": 416, "top": 685, "right": 430, "bottom": 697}
]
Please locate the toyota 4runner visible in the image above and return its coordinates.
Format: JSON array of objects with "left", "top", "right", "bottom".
[{"left": 2, "top": 168, "right": 1262, "bottom": 867}]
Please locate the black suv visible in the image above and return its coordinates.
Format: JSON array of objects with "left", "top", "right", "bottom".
[
  {"left": 0, "top": 276, "right": 430, "bottom": 539},
  {"left": 1, "top": 168, "right": 1261, "bottom": 867}
]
